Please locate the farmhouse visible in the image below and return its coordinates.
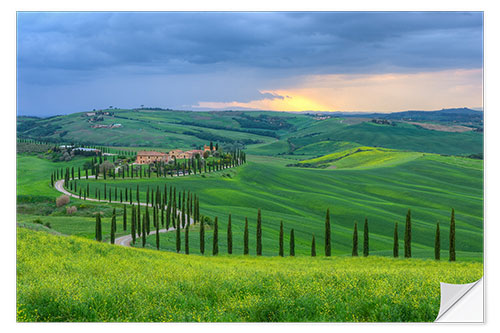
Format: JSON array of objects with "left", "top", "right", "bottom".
[
  {"left": 136, "top": 151, "right": 169, "bottom": 164},
  {"left": 204, "top": 144, "right": 215, "bottom": 152},
  {"left": 187, "top": 149, "right": 204, "bottom": 158},
  {"left": 168, "top": 149, "right": 186, "bottom": 159}
]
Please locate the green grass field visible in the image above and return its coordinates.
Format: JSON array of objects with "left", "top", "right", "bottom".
[
  {"left": 17, "top": 228, "right": 483, "bottom": 322},
  {"left": 296, "top": 146, "right": 424, "bottom": 169},
  {"left": 50, "top": 149, "right": 483, "bottom": 261},
  {"left": 16, "top": 110, "right": 484, "bottom": 322}
]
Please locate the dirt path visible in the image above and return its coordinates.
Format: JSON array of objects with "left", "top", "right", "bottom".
[{"left": 54, "top": 178, "right": 194, "bottom": 247}]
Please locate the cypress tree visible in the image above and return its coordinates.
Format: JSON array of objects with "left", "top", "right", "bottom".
[
  {"left": 449, "top": 208, "right": 456, "bottom": 261},
  {"left": 213, "top": 216, "right": 219, "bottom": 255},
  {"left": 142, "top": 215, "right": 146, "bottom": 247},
  {"left": 244, "top": 217, "right": 249, "bottom": 255},
  {"left": 256, "top": 209, "right": 262, "bottom": 256},
  {"left": 404, "top": 209, "right": 412, "bottom": 258},
  {"left": 352, "top": 221, "right": 358, "bottom": 256},
  {"left": 185, "top": 222, "right": 189, "bottom": 254},
  {"left": 145, "top": 207, "right": 150, "bottom": 235},
  {"left": 279, "top": 221, "right": 284, "bottom": 257},
  {"left": 120, "top": 190, "right": 123, "bottom": 203},
  {"left": 156, "top": 210, "right": 160, "bottom": 250},
  {"left": 200, "top": 217, "right": 205, "bottom": 255},
  {"left": 363, "top": 217, "right": 369, "bottom": 257},
  {"left": 435, "top": 222, "right": 441, "bottom": 260},
  {"left": 325, "top": 208, "right": 331, "bottom": 256},
  {"left": 290, "top": 229, "right": 295, "bottom": 256},
  {"left": 136, "top": 185, "right": 140, "bottom": 204},
  {"left": 227, "top": 214, "right": 233, "bottom": 254},
  {"left": 110, "top": 209, "right": 116, "bottom": 244},
  {"left": 131, "top": 205, "right": 136, "bottom": 244},
  {"left": 166, "top": 195, "right": 172, "bottom": 229},
  {"left": 176, "top": 215, "right": 181, "bottom": 253},
  {"left": 393, "top": 222, "right": 399, "bottom": 258},
  {"left": 153, "top": 206, "right": 157, "bottom": 228},
  {"left": 161, "top": 207, "right": 165, "bottom": 227},
  {"left": 311, "top": 235, "right": 316, "bottom": 257},
  {"left": 95, "top": 213, "right": 102, "bottom": 241}
]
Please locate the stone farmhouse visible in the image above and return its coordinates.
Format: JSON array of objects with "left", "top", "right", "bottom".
[
  {"left": 136, "top": 151, "right": 169, "bottom": 164},
  {"left": 135, "top": 146, "right": 212, "bottom": 164}
]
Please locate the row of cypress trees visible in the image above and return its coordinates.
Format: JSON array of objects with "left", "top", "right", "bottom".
[
  {"left": 134, "top": 208, "right": 457, "bottom": 261},
  {"left": 95, "top": 206, "right": 457, "bottom": 261},
  {"left": 52, "top": 149, "right": 246, "bottom": 184},
  {"left": 346, "top": 208, "right": 456, "bottom": 261}
]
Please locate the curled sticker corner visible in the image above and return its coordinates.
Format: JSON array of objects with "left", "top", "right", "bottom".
[{"left": 435, "top": 277, "right": 483, "bottom": 322}]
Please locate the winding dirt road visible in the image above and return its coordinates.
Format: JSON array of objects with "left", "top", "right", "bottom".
[{"left": 54, "top": 178, "right": 194, "bottom": 247}]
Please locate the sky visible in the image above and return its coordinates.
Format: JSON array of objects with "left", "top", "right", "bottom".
[{"left": 17, "top": 12, "right": 483, "bottom": 116}]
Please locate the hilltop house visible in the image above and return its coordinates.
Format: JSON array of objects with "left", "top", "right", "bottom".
[
  {"left": 204, "top": 144, "right": 215, "bottom": 152},
  {"left": 136, "top": 151, "right": 169, "bottom": 164},
  {"left": 168, "top": 149, "right": 207, "bottom": 160},
  {"left": 188, "top": 149, "right": 204, "bottom": 158}
]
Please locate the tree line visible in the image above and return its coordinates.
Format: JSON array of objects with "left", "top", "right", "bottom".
[
  {"left": 95, "top": 206, "right": 458, "bottom": 262},
  {"left": 93, "top": 184, "right": 201, "bottom": 247},
  {"left": 51, "top": 149, "right": 247, "bottom": 186}
]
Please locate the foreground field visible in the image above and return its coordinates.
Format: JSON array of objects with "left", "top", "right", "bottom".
[{"left": 17, "top": 228, "right": 483, "bottom": 322}]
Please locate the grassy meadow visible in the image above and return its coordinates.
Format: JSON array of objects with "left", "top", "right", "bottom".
[
  {"left": 16, "top": 109, "right": 484, "bottom": 322},
  {"left": 17, "top": 228, "right": 483, "bottom": 322},
  {"left": 69, "top": 153, "right": 483, "bottom": 260}
]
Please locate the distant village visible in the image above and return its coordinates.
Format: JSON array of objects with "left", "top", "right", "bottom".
[{"left": 59, "top": 144, "right": 217, "bottom": 165}]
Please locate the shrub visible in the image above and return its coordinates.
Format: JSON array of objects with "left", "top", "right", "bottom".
[
  {"left": 33, "top": 218, "right": 43, "bottom": 224},
  {"left": 44, "top": 222, "right": 51, "bottom": 228},
  {"left": 202, "top": 216, "right": 213, "bottom": 227},
  {"left": 66, "top": 206, "right": 77, "bottom": 214},
  {"left": 56, "top": 195, "right": 70, "bottom": 207}
]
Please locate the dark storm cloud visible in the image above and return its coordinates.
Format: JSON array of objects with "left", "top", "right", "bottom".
[
  {"left": 18, "top": 11, "right": 483, "bottom": 83},
  {"left": 16, "top": 12, "right": 483, "bottom": 116}
]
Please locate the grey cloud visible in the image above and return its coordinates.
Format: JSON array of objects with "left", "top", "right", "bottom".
[
  {"left": 16, "top": 12, "right": 483, "bottom": 116},
  {"left": 18, "top": 12, "right": 483, "bottom": 80}
]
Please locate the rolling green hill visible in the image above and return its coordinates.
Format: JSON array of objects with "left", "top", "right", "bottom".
[
  {"left": 22, "top": 148, "right": 482, "bottom": 260},
  {"left": 17, "top": 228, "right": 483, "bottom": 322},
  {"left": 17, "top": 109, "right": 483, "bottom": 156},
  {"left": 16, "top": 108, "right": 484, "bottom": 322},
  {"left": 295, "top": 146, "right": 424, "bottom": 169}
]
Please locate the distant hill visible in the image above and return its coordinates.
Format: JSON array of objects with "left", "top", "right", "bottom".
[
  {"left": 324, "top": 107, "right": 483, "bottom": 123},
  {"left": 16, "top": 108, "right": 483, "bottom": 156}
]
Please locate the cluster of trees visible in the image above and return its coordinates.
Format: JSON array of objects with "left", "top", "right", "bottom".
[
  {"left": 52, "top": 149, "right": 247, "bottom": 189},
  {"left": 178, "top": 121, "right": 279, "bottom": 138},
  {"left": 94, "top": 184, "right": 201, "bottom": 249}
]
